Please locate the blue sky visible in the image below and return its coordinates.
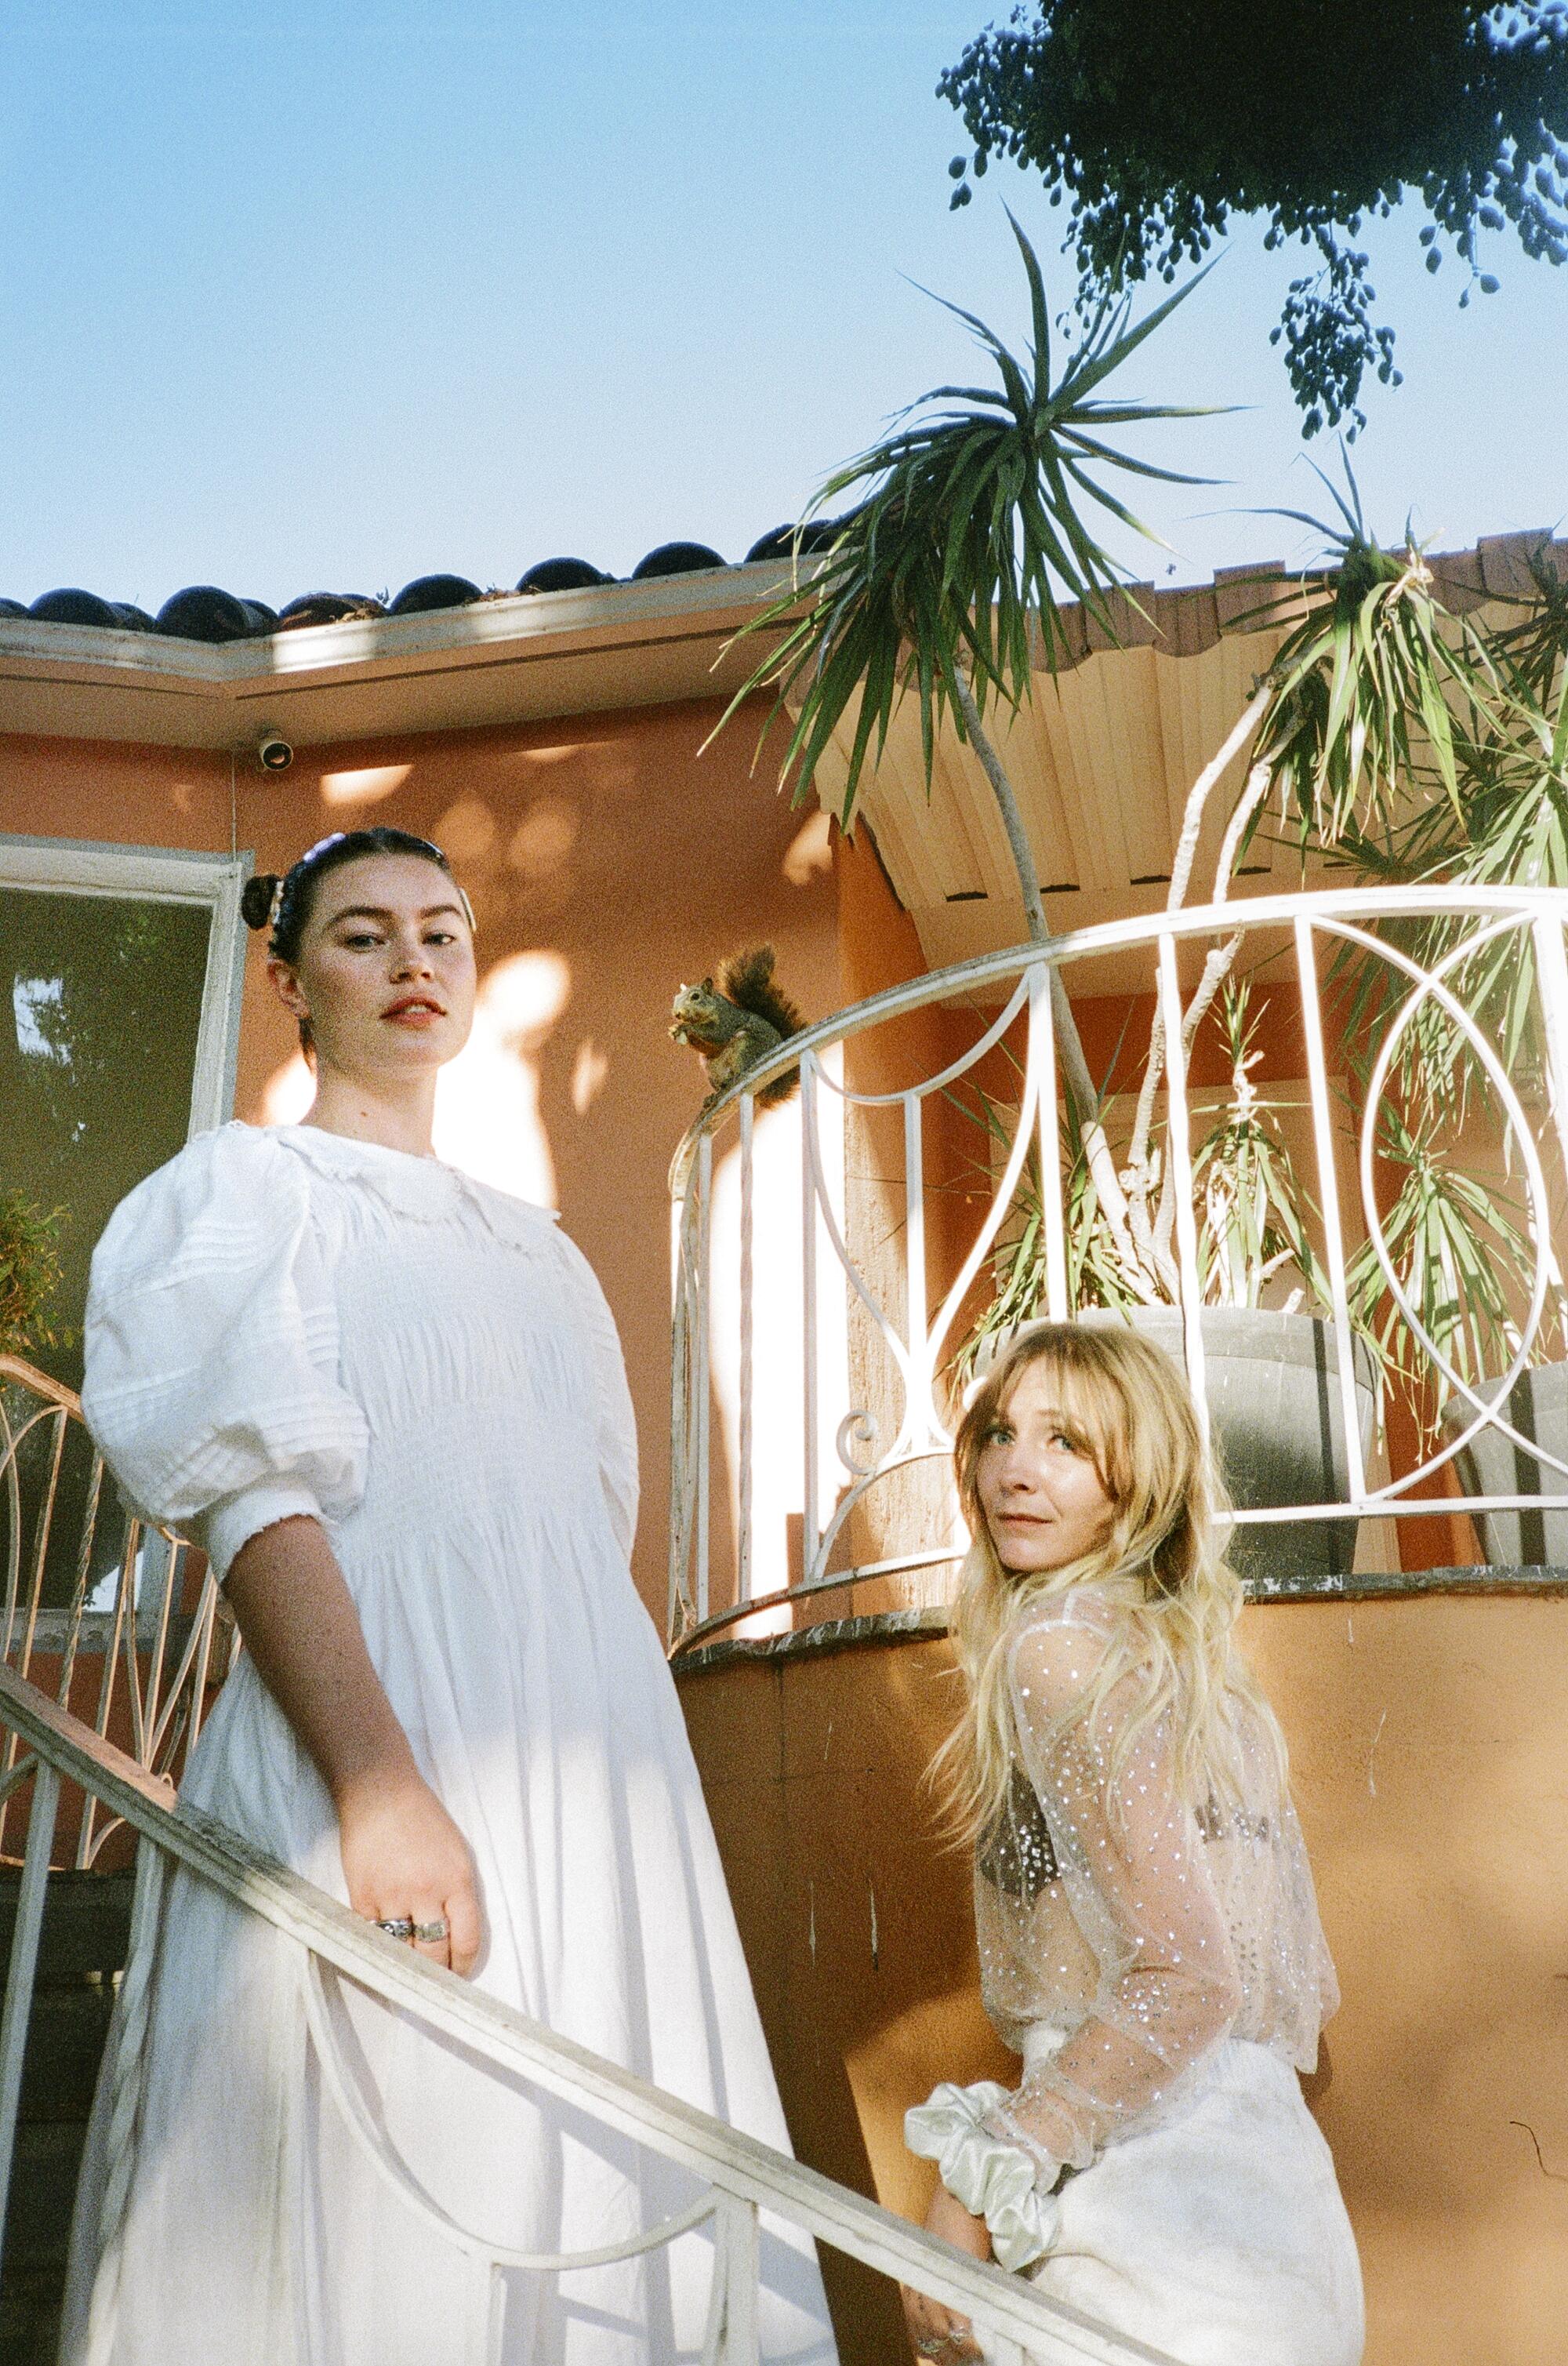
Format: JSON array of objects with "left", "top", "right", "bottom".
[{"left": 2, "top": 1, "right": 1565, "bottom": 610}]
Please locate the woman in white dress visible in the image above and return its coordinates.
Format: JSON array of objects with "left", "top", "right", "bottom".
[
  {"left": 902, "top": 1324, "right": 1363, "bottom": 2366},
  {"left": 62, "top": 827, "right": 837, "bottom": 2366}
]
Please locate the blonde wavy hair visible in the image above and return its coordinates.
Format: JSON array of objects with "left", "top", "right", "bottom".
[{"left": 931, "top": 1321, "right": 1287, "bottom": 1848}]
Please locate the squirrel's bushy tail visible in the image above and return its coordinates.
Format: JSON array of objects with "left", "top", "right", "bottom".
[
  {"left": 720, "top": 946, "right": 804, "bottom": 1105},
  {"left": 717, "top": 946, "right": 804, "bottom": 1038}
]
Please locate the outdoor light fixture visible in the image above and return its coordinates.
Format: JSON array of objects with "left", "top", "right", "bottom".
[{"left": 255, "top": 728, "right": 293, "bottom": 772}]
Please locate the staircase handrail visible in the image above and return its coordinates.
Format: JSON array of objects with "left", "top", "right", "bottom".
[{"left": 0, "top": 1660, "right": 1175, "bottom": 2366}]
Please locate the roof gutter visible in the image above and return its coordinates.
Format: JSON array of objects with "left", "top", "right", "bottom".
[{"left": 0, "top": 560, "right": 800, "bottom": 751}]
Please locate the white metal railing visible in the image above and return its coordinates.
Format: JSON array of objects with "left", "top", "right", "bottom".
[
  {"left": 667, "top": 887, "right": 1568, "bottom": 1649},
  {"left": 0, "top": 1663, "right": 1178, "bottom": 2366},
  {"left": 0, "top": 1355, "right": 233, "bottom": 1862}
]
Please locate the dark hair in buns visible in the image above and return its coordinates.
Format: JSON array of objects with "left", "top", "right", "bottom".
[
  {"left": 239, "top": 873, "right": 280, "bottom": 931},
  {"left": 242, "top": 827, "right": 466, "bottom": 965}
]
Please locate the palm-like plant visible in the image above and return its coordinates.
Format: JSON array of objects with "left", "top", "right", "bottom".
[
  {"left": 952, "top": 975, "right": 1330, "bottom": 1396},
  {"left": 1362, "top": 550, "right": 1568, "bottom": 1074},
  {"left": 1343, "top": 1099, "right": 1537, "bottom": 1423},
  {"left": 717, "top": 229, "right": 1555, "bottom": 1438},
  {"left": 1255, "top": 463, "right": 1472, "bottom": 851},
  {"left": 1161, "top": 475, "right": 1568, "bottom": 1437},
  {"left": 1117, "top": 464, "right": 1490, "bottom": 1285},
  {"left": 717, "top": 216, "right": 1214, "bottom": 1252},
  {"left": 724, "top": 215, "right": 1212, "bottom": 853}
]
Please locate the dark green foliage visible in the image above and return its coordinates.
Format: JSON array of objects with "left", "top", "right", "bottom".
[
  {"left": 1240, "top": 474, "right": 1568, "bottom": 1416},
  {"left": 718, "top": 216, "right": 1214, "bottom": 820},
  {"left": 938, "top": 2, "right": 1568, "bottom": 431}
]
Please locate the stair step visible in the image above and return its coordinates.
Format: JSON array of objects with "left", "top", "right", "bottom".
[
  {"left": 3, "top": 2123, "right": 86, "bottom": 2273},
  {"left": 0, "top": 2266, "right": 64, "bottom": 2366},
  {"left": 13, "top": 1988, "right": 116, "bottom": 2124},
  {"left": 0, "top": 1869, "right": 132, "bottom": 2346},
  {"left": 0, "top": 1870, "right": 134, "bottom": 1986}
]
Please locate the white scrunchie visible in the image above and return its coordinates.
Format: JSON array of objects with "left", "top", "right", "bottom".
[{"left": 905, "top": 2081, "right": 1061, "bottom": 2273}]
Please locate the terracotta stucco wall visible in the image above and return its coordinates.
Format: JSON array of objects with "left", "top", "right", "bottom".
[
  {"left": 678, "top": 1592, "right": 1568, "bottom": 2366},
  {"left": 0, "top": 705, "right": 839, "bottom": 1617}
]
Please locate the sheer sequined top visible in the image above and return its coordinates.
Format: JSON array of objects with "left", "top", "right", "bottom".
[{"left": 974, "top": 1586, "right": 1339, "bottom": 2177}]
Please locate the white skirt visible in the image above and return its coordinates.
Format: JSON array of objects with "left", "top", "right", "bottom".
[{"left": 1012, "top": 2033, "right": 1363, "bottom": 2366}]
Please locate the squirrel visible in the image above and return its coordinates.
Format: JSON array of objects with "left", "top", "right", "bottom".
[{"left": 669, "top": 946, "right": 804, "bottom": 1113}]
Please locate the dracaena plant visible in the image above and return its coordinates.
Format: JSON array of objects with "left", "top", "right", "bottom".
[
  {"left": 715, "top": 213, "right": 1217, "bottom": 1264},
  {"left": 714, "top": 226, "right": 1552, "bottom": 1427},
  {"left": 1274, "top": 530, "right": 1568, "bottom": 1417},
  {"left": 953, "top": 976, "right": 1333, "bottom": 1384},
  {"left": 1343, "top": 1097, "right": 1540, "bottom": 1425}
]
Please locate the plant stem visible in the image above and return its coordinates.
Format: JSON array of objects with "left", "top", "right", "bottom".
[
  {"left": 951, "top": 671, "right": 1051, "bottom": 948},
  {"left": 1145, "top": 760, "right": 1279, "bottom": 1269},
  {"left": 1128, "top": 758, "right": 1276, "bottom": 1215},
  {"left": 1210, "top": 759, "right": 1276, "bottom": 902},
  {"left": 950, "top": 669, "right": 1141, "bottom": 1269},
  {"left": 1124, "top": 703, "right": 1273, "bottom": 1263},
  {"left": 1163, "top": 684, "right": 1272, "bottom": 918}
]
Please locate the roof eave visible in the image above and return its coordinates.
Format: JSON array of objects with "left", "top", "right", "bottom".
[{"left": 0, "top": 560, "right": 804, "bottom": 751}]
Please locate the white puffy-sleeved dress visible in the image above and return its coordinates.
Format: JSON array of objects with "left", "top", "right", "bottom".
[
  {"left": 907, "top": 1586, "right": 1363, "bottom": 2366},
  {"left": 62, "top": 1121, "right": 837, "bottom": 2366}
]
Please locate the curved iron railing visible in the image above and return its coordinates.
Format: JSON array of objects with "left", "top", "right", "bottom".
[
  {"left": 667, "top": 887, "right": 1568, "bottom": 1651},
  {"left": 0, "top": 1356, "right": 234, "bottom": 1863}
]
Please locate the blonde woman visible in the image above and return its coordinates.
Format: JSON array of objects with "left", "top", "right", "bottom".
[{"left": 902, "top": 1324, "right": 1362, "bottom": 2366}]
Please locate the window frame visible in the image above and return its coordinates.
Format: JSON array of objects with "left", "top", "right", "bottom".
[{"left": 0, "top": 831, "right": 249, "bottom": 1132}]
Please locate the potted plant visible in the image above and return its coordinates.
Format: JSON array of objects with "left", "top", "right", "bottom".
[
  {"left": 713, "top": 232, "right": 1425, "bottom": 1577},
  {"left": 1288, "top": 543, "right": 1568, "bottom": 1564},
  {"left": 720, "top": 226, "right": 1555, "bottom": 1578},
  {"left": 948, "top": 972, "right": 1379, "bottom": 1579}
]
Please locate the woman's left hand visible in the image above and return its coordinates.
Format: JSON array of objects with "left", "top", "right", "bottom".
[{"left": 901, "top": 2184, "right": 991, "bottom": 2363}]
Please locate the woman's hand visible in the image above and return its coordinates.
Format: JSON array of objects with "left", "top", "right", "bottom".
[
  {"left": 901, "top": 2183, "right": 991, "bottom": 2364},
  {"left": 224, "top": 1519, "right": 484, "bottom": 1976},
  {"left": 336, "top": 1761, "right": 484, "bottom": 1975}
]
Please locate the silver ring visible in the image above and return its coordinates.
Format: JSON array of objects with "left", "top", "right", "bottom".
[
  {"left": 412, "top": 1917, "right": 448, "bottom": 1944},
  {"left": 375, "top": 1917, "right": 416, "bottom": 1941}
]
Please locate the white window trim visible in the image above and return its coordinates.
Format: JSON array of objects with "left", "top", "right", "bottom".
[{"left": 0, "top": 833, "right": 249, "bottom": 1132}]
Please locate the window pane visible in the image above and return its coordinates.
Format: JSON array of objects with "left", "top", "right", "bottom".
[{"left": 1, "top": 885, "right": 212, "bottom": 1394}]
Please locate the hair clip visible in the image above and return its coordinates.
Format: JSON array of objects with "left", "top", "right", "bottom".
[
  {"left": 298, "top": 830, "right": 347, "bottom": 868},
  {"left": 267, "top": 876, "right": 285, "bottom": 929}
]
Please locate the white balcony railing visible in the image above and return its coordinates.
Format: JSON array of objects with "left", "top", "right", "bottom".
[{"left": 667, "top": 887, "right": 1568, "bottom": 1652}]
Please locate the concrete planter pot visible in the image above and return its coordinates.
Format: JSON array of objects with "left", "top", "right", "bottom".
[
  {"left": 1075, "top": 1307, "right": 1375, "bottom": 1583},
  {"left": 1442, "top": 1362, "right": 1568, "bottom": 1567}
]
